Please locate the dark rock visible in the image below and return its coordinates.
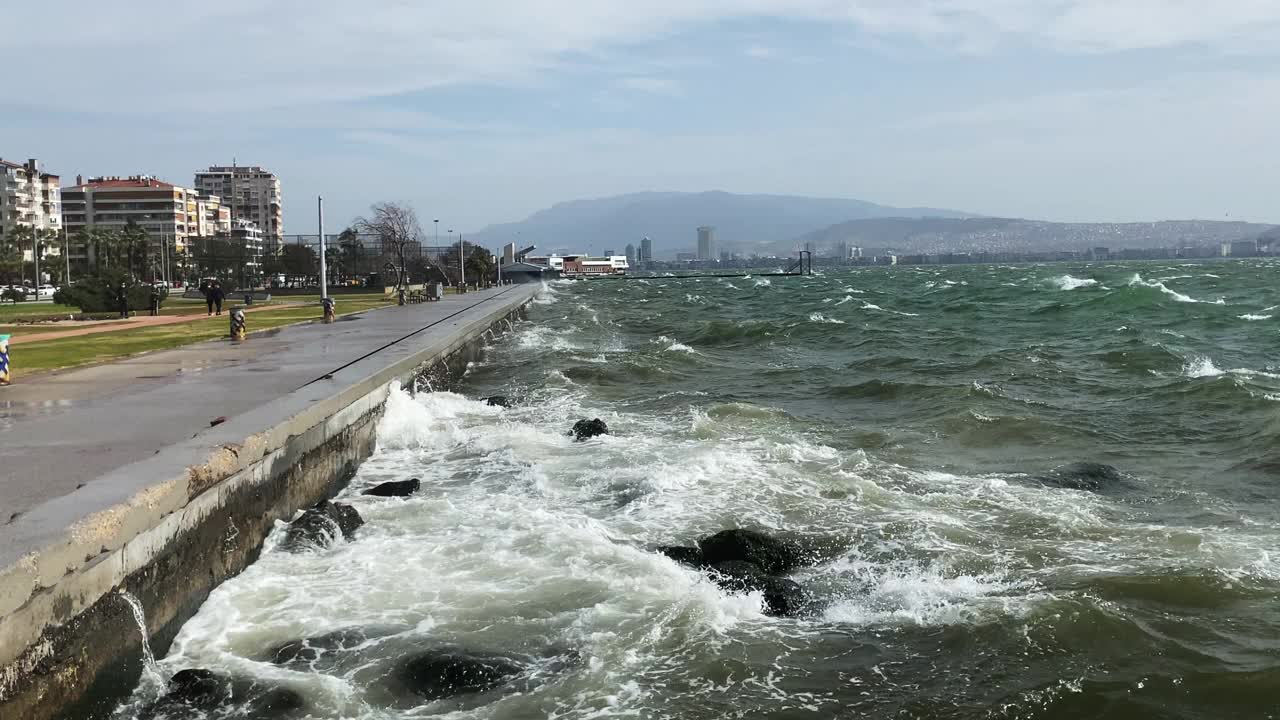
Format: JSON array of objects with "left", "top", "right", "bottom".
[
  {"left": 142, "top": 669, "right": 306, "bottom": 720},
  {"left": 398, "top": 649, "right": 524, "bottom": 701},
  {"left": 658, "top": 545, "right": 704, "bottom": 566},
  {"left": 283, "top": 501, "right": 364, "bottom": 549},
  {"left": 757, "top": 576, "right": 810, "bottom": 617},
  {"left": 709, "top": 560, "right": 767, "bottom": 590},
  {"left": 571, "top": 418, "right": 609, "bottom": 441},
  {"left": 271, "top": 628, "right": 372, "bottom": 666},
  {"left": 706, "top": 561, "right": 809, "bottom": 616},
  {"left": 698, "top": 529, "right": 807, "bottom": 575},
  {"left": 249, "top": 686, "right": 306, "bottom": 716},
  {"left": 484, "top": 396, "right": 511, "bottom": 408},
  {"left": 1037, "top": 462, "right": 1125, "bottom": 492},
  {"left": 363, "top": 478, "right": 421, "bottom": 497},
  {"left": 161, "top": 668, "right": 231, "bottom": 709}
]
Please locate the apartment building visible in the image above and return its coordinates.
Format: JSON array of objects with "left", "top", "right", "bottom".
[
  {"left": 193, "top": 165, "right": 283, "bottom": 250},
  {"left": 62, "top": 175, "right": 230, "bottom": 265},
  {"left": 0, "top": 158, "right": 62, "bottom": 258}
]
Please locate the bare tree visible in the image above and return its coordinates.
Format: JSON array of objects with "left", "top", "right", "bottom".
[{"left": 354, "top": 202, "right": 423, "bottom": 291}]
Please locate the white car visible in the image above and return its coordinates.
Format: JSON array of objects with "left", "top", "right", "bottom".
[{"left": 37, "top": 284, "right": 56, "bottom": 299}]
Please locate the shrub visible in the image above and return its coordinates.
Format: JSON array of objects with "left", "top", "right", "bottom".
[
  {"left": 54, "top": 271, "right": 167, "bottom": 313},
  {"left": 1, "top": 287, "right": 25, "bottom": 304}
]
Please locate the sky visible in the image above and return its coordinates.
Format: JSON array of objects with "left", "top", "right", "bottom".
[{"left": 4, "top": 1, "right": 1280, "bottom": 236}]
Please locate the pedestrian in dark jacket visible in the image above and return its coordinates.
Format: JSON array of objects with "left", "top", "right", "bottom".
[{"left": 210, "top": 282, "right": 225, "bottom": 315}]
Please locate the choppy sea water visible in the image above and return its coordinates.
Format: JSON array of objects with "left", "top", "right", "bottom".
[{"left": 116, "top": 261, "right": 1280, "bottom": 719}]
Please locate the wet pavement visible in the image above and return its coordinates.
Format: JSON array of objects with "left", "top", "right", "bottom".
[{"left": 0, "top": 286, "right": 536, "bottom": 523}]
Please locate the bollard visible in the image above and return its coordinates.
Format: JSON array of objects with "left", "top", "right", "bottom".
[
  {"left": 322, "top": 297, "right": 336, "bottom": 324},
  {"left": 230, "top": 308, "right": 246, "bottom": 341},
  {"left": 0, "top": 334, "right": 10, "bottom": 386}
]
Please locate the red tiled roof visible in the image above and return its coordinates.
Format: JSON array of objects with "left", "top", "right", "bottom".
[
  {"left": 0, "top": 159, "right": 24, "bottom": 169},
  {"left": 66, "top": 177, "right": 178, "bottom": 191}
]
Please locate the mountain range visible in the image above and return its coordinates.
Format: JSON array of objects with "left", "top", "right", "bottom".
[
  {"left": 467, "top": 191, "right": 1274, "bottom": 258},
  {"left": 467, "top": 191, "right": 972, "bottom": 257}
]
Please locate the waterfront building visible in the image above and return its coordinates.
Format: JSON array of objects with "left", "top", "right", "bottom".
[
  {"left": 639, "top": 237, "right": 653, "bottom": 263},
  {"left": 0, "top": 158, "right": 61, "bottom": 260},
  {"left": 625, "top": 243, "right": 636, "bottom": 265},
  {"left": 62, "top": 175, "right": 229, "bottom": 266},
  {"left": 194, "top": 165, "right": 283, "bottom": 251}
]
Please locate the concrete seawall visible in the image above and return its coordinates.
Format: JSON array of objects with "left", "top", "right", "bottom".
[{"left": 0, "top": 285, "right": 539, "bottom": 719}]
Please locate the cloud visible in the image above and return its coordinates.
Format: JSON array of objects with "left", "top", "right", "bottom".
[
  {"left": 745, "top": 44, "right": 778, "bottom": 58},
  {"left": 9, "top": 2, "right": 1280, "bottom": 113},
  {"left": 617, "top": 76, "right": 681, "bottom": 94}
]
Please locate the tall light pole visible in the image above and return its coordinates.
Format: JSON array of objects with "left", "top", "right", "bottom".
[
  {"left": 317, "top": 196, "right": 328, "bottom": 300},
  {"left": 458, "top": 232, "right": 465, "bottom": 288},
  {"left": 63, "top": 226, "right": 71, "bottom": 287},
  {"left": 434, "top": 219, "right": 439, "bottom": 246}
]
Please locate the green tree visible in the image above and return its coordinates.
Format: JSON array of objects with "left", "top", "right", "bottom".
[
  {"left": 280, "top": 244, "right": 317, "bottom": 287},
  {"left": 465, "top": 245, "right": 495, "bottom": 286},
  {"left": 190, "top": 236, "right": 243, "bottom": 284},
  {"left": 120, "top": 220, "right": 150, "bottom": 280}
]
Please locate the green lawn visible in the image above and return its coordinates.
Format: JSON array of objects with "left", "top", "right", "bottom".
[{"left": 7, "top": 295, "right": 393, "bottom": 378}]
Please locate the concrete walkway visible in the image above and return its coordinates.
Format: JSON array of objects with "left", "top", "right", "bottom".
[{"left": 0, "top": 285, "right": 536, "bottom": 525}]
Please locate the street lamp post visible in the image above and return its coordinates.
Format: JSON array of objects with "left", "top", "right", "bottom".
[{"left": 458, "top": 232, "right": 465, "bottom": 289}]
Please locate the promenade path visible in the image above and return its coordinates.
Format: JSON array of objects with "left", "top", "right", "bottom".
[
  {"left": 6, "top": 302, "right": 304, "bottom": 345},
  {"left": 0, "top": 285, "right": 537, "bottom": 526}
]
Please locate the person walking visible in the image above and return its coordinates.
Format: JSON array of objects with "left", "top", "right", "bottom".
[
  {"left": 202, "top": 279, "right": 214, "bottom": 316},
  {"left": 210, "top": 281, "right": 225, "bottom": 316}
]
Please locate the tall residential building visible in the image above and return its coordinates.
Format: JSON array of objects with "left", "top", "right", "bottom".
[
  {"left": 229, "top": 219, "right": 265, "bottom": 282},
  {"left": 62, "top": 175, "right": 229, "bottom": 265},
  {"left": 0, "top": 158, "right": 62, "bottom": 254},
  {"left": 697, "top": 226, "right": 715, "bottom": 260},
  {"left": 625, "top": 243, "right": 636, "bottom": 265},
  {"left": 193, "top": 165, "right": 283, "bottom": 250},
  {"left": 639, "top": 237, "right": 653, "bottom": 264}
]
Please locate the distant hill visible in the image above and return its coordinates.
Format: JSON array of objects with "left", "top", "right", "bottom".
[
  {"left": 791, "top": 217, "right": 1277, "bottom": 256},
  {"left": 466, "top": 191, "right": 973, "bottom": 257}
]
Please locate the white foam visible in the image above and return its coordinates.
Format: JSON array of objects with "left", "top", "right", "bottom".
[
  {"left": 1239, "top": 314, "right": 1273, "bottom": 321},
  {"left": 754, "top": 277, "right": 772, "bottom": 287},
  {"left": 1050, "top": 275, "right": 1098, "bottom": 291},
  {"left": 808, "top": 312, "right": 846, "bottom": 325},
  {"left": 654, "top": 335, "right": 696, "bottom": 353},
  {"left": 1184, "top": 357, "right": 1223, "bottom": 378},
  {"left": 1127, "top": 273, "right": 1217, "bottom": 304},
  {"left": 860, "top": 301, "right": 919, "bottom": 317}
]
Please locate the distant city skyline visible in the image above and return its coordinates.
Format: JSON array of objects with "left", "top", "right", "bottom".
[{"left": 6, "top": 3, "right": 1280, "bottom": 233}]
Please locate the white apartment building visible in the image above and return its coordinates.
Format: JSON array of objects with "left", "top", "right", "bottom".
[
  {"left": 0, "top": 158, "right": 62, "bottom": 260},
  {"left": 193, "top": 165, "right": 283, "bottom": 250},
  {"left": 229, "top": 219, "right": 265, "bottom": 282}
]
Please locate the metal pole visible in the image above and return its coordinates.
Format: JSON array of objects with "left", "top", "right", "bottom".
[
  {"left": 318, "top": 196, "right": 328, "bottom": 300},
  {"left": 459, "top": 232, "right": 465, "bottom": 289},
  {"left": 64, "top": 227, "right": 70, "bottom": 287}
]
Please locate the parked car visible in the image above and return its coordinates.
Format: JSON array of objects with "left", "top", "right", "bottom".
[{"left": 37, "top": 284, "right": 57, "bottom": 299}]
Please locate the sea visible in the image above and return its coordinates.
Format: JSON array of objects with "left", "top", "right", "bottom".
[{"left": 114, "top": 260, "right": 1280, "bottom": 720}]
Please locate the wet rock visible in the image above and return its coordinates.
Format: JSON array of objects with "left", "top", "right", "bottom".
[
  {"left": 571, "top": 418, "right": 609, "bottom": 441},
  {"left": 1037, "top": 462, "right": 1125, "bottom": 492},
  {"left": 707, "top": 561, "right": 810, "bottom": 617},
  {"left": 283, "top": 501, "right": 364, "bottom": 549},
  {"left": 161, "top": 668, "right": 231, "bottom": 709},
  {"left": 658, "top": 545, "right": 705, "bottom": 566},
  {"left": 141, "top": 669, "right": 306, "bottom": 719},
  {"left": 363, "top": 478, "right": 421, "bottom": 497},
  {"left": 398, "top": 648, "right": 524, "bottom": 701},
  {"left": 709, "top": 560, "right": 767, "bottom": 590},
  {"left": 757, "top": 576, "right": 810, "bottom": 617},
  {"left": 249, "top": 686, "right": 306, "bottom": 716},
  {"left": 698, "top": 529, "right": 807, "bottom": 575},
  {"left": 271, "top": 628, "right": 372, "bottom": 666},
  {"left": 483, "top": 396, "right": 511, "bottom": 408}
]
